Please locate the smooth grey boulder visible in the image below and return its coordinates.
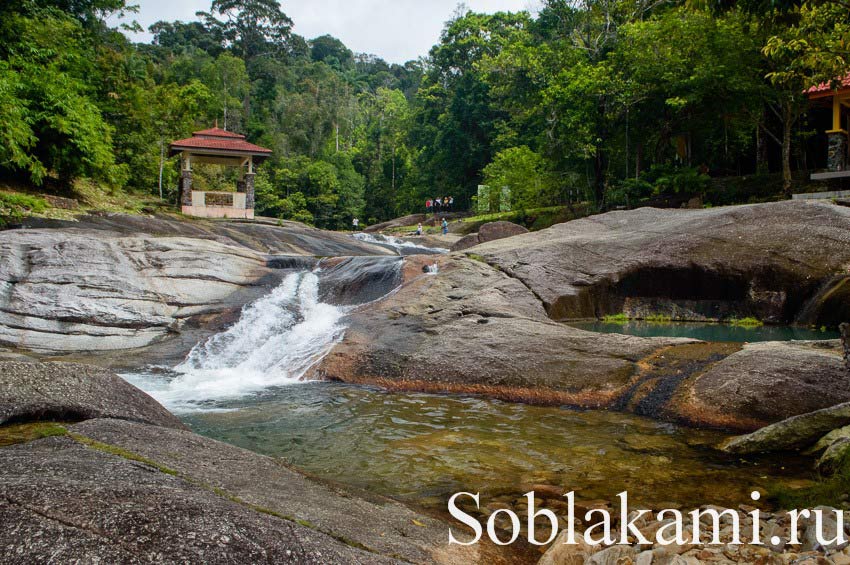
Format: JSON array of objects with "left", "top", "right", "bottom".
[
  {"left": 317, "top": 254, "right": 691, "bottom": 408},
  {"left": 450, "top": 233, "right": 481, "bottom": 252},
  {"left": 0, "top": 361, "right": 185, "bottom": 429},
  {"left": 68, "top": 418, "right": 489, "bottom": 564},
  {"left": 474, "top": 201, "right": 850, "bottom": 325},
  {"left": 476, "top": 221, "right": 528, "bottom": 243},
  {"left": 22, "top": 213, "right": 394, "bottom": 257},
  {"left": 0, "top": 435, "right": 399, "bottom": 564},
  {"left": 449, "top": 221, "right": 528, "bottom": 252},
  {"left": 671, "top": 341, "right": 850, "bottom": 430},
  {"left": 723, "top": 401, "right": 850, "bottom": 454},
  {"left": 0, "top": 230, "right": 271, "bottom": 352}
]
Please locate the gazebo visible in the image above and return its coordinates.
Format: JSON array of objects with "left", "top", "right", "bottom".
[
  {"left": 169, "top": 126, "right": 272, "bottom": 219},
  {"left": 807, "top": 76, "right": 850, "bottom": 179}
]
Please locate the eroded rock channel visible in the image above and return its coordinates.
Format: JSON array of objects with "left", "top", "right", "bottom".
[{"left": 2, "top": 203, "right": 850, "bottom": 563}]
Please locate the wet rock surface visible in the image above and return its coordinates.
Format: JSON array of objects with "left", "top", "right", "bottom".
[
  {"left": 0, "top": 361, "right": 184, "bottom": 429},
  {"left": 0, "top": 213, "right": 391, "bottom": 354},
  {"left": 723, "top": 401, "right": 850, "bottom": 454},
  {"left": 449, "top": 221, "right": 528, "bottom": 251},
  {"left": 473, "top": 201, "right": 850, "bottom": 325},
  {"left": 0, "top": 436, "right": 400, "bottom": 564},
  {"left": 316, "top": 254, "right": 692, "bottom": 409},
  {"left": 0, "top": 361, "right": 498, "bottom": 565},
  {"left": 319, "top": 254, "right": 847, "bottom": 431},
  {"left": 672, "top": 341, "right": 850, "bottom": 430}
]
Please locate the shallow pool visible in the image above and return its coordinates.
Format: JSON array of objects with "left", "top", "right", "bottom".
[
  {"left": 567, "top": 320, "right": 838, "bottom": 342},
  {"left": 176, "top": 381, "right": 810, "bottom": 511}
]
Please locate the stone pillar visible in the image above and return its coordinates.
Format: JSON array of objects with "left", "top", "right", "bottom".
[
  {"left": 841, "top": 323, "right": 850, "bottom": 372},
  {"left": 244, "top": 173, "right": 255, "bottom": 210},
  {"left": 827, "top": 131, "right": 848, "bottom": 172},
  {"left": 180, "top": 170, "right": 193, "bottom": 207}
]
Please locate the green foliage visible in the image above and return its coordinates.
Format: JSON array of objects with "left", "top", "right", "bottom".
[
  {"left": 482, "top": 146, "right": 557, "bottom": 211},
  {"left": 0, "top": 11, "right": 121, "bottom": 186},
  {"left": 602, "top": 313, "right": 630, "bottom": 323},
  {"left": 730, "top": 316, "right": 764, "bottom": 327},
  {"left": 0, "top": 422, "right": 67, "bottom": 447},
  {"left": 645, "top": 314, "right": 673, "bottom": 323},
  {"left": 0, "top": 191, "right": 48, "bottom": 227},
  {"left": 3, "top": 0, "right": 849, "bottom": 226},
  {"left": 770, "top": 448, "right": 850, "bottom": 509}
]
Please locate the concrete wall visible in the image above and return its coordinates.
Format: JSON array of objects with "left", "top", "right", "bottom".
[{"left": 183, "top": 191, "right": 253, "bottom": 219}]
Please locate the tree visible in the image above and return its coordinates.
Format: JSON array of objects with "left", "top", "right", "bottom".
[
  {"left": 0, "top": 11, "right": 120, "bottom": 185},
  {"left": 761, "top": 2, "right": 850, "bottom": 192},
  {"left": 483, "top": 146, "right": 557, "bottom": 210},
  {"left": 310, "top": 35, "right": 354, "bottom": 70},
  {"left": 198, "top": 0, "right": 293, "bottom": 62},
  {"left": 201, "top": 53, "right": 249, "bottom": 131}
]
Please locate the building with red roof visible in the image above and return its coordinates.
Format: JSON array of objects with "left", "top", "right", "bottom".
[
  {"left": 169, "top": 126, "right": 272, "bottom": 219},
  {"left": 807, "top": 74, "right": 850, "bottom": 178}
]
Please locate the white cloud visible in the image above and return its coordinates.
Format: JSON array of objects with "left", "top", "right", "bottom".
[{"left": 118, "top": 0, "right": 540, "bottom": 64}]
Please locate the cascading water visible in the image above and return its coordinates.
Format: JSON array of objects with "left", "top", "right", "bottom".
[
  {"left": 124, "top": 271, "right": 346, "bottom": 412},
  {"left": 123, "top": 258, "right": 404, "bottom": 412},
  {"left": 351, "top": 232, "right": 448, "bottom": 255}
]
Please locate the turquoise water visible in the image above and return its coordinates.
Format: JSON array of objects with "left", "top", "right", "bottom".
[{"left": 567, "top": 321, "right": 838, "bottom": 342}]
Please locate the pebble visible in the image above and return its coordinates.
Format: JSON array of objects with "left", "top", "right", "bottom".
[{"left": 537, "top": 505, "right": 850, "bottom": 565}]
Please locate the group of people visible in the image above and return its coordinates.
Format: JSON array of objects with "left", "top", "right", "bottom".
[
  {"left": 415, "top": 218, "right": 449, "bottom": 235},
  {"left": 425, "top": 196, "right": 453, "bottom": 213}
]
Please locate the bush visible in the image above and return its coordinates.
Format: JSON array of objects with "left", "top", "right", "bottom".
[
  {"left": 0, "top": 192, "right": 47, "bottom": 226},
  {"left": 609, "top": 165, "right": 709, "bottom": 208}
]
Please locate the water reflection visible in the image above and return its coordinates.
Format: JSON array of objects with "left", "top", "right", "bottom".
[{"left": 182, "top": 382, "right": 810, "bottom": 510}]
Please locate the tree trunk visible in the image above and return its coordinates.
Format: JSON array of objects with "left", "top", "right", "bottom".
[
  {"left": 594, "top": 145, "right": 606, "bottom": 207},
  {"left": 756, "top": 122, "right": 768, "bottom": 175},
  {"left": 158, "top": 138, "right": 165, "bottom": 200},
  {"left": 635, "top": 142, "right": 643, "bottom": 180},
  {"left": 782, "top": 102, "right": 793, "bottom": 196}
]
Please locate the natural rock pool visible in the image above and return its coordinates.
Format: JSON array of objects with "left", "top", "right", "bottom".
[
  {"left": 567, "top": 320, "right": 838, "bottom": 342},
  {"left": 125, "top": 372, "right": 811, "bottom": 513},
  {"left": 120, "top": 262, "right": 824, "bottom": 516}
]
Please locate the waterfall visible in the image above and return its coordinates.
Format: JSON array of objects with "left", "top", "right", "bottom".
[
  {"left": 351, "top": 232, "right": 448, "bottom": 255},
  {"left": 124, "top": 271, "right": 348, "bottom": 412}
]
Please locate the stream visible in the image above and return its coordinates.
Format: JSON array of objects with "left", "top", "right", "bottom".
[{"left": 122, "top": 256, "right": 824, "bottom": 514}]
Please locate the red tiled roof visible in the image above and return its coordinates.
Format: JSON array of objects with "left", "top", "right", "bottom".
[
  {"left": 192, "top": 127, "right": 245, "bottom": 139},
  {"left": 807, "top": 74, "right": 850, "bottom": 99},
  {"left": 170, "top": 127, "right": 272, "bottom": 155}
]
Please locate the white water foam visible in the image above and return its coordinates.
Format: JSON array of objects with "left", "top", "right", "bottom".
[
  {"left": 123, "top": 271, "right": 347, "bottom": 412},
  {"left": 352, "top": 232, "right": 448, "bottom": 254}
]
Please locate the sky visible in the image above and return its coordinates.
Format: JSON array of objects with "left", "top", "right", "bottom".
[{"left": 117, "top": 0, "right": 541, "bottom": 64}]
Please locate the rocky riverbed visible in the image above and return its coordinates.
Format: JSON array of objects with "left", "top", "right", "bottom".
[{"left": 2, "top": 202, "right": 850, "bottom": 563}]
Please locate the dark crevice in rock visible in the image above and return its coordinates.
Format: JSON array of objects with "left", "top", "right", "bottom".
[
  {"left": 548, "top": 264, "right": 826, "bottom": 324},
  {"left": 266, "top": 255, "right": 319, "bottom": 271},
  {"left": 2, "top": 411, "right": 88, "bottom": 427},
  {"left": 0, "top": 309, "right": 169, "bottom": 331}
]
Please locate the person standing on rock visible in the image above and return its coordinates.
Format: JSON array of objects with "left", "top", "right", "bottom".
[
  {"left": 448, "top": 196, "right": 454, "bottom": 211},
  {"left": 441, "top": 218, "right": 448, "bottom": 235},
  {"left": 416, "top": 223, "right": 423, "bottom": 236},
  {"left": 426, "top": 198, "right": 432, "bottom": 213},
  {"left": 352, "top": 218, "right": 359, "bottom": 230},
  {"left": 434, "top": 198, "right": 441, "bottom": 214}
]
